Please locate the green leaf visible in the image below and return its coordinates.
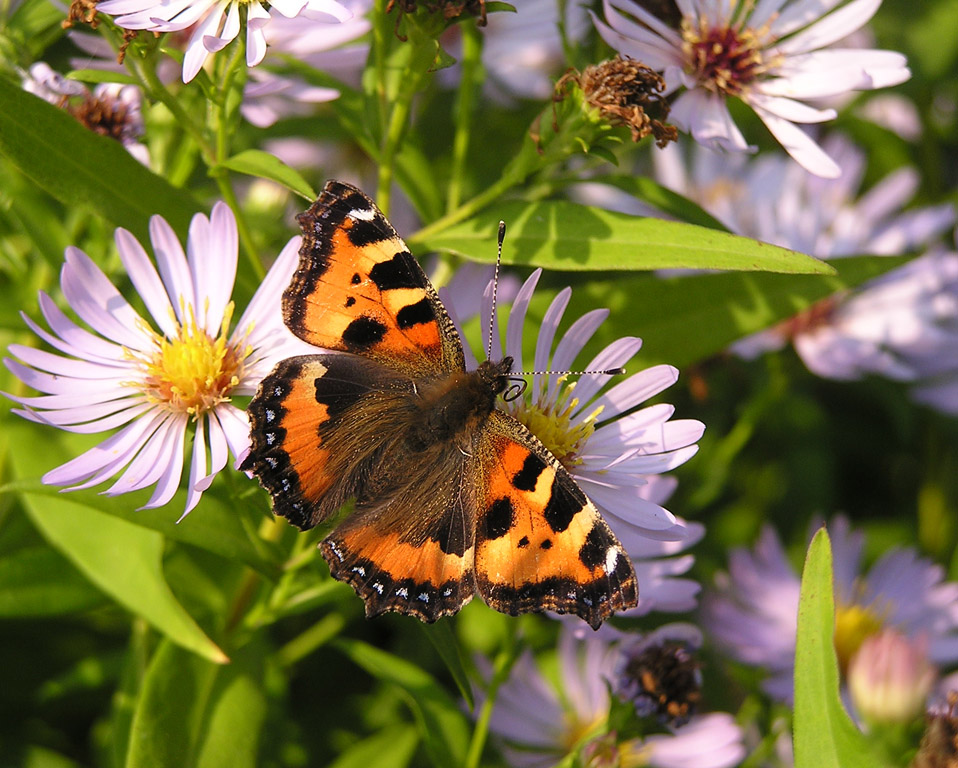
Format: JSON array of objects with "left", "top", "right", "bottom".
[
  {"left": 414, "top": 200, "right": 831, "bottom": 274},
  {"left": 334, "top": 638, "right": 471, "bottom": 768},
  {"left": 329, "top": 725, "right": 419, "bottom": 768},
  {"left": 583, "top": 175, "right": 731, "bottom": 231},
  {"left": 793, "top": 529, "right": 888, "bottom": 768},
  {"left": 0, "top": 544, "right": 106, "bottom": 617},
  {"left": 561, "top": 255, "right": 911, "bottom": 369},
  {"left": 3, "top": 421, "right": 282, "bottom": 579},
  {"left": 20, "top": 491, "right": 227, "bottom": 663},
  {"left": 126, "top": 639, "right": 268, "bottom": 768},
  {"left": 0, "top": 77, "right": 199, "bottom": 242},
  {"left": 220, "top": 149, "right": 316, "bottom": 201},
  {"left": 420, "top": 620, "right": 475, "bottom": 710}
]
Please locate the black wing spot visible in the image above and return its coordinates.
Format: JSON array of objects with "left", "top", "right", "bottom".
[
  {"left": 540, "top": 539, "right": 553, "bottom": 550},
  {"left": 512, "top": 453, "right": 545, "bottom": 492},
  {"left": 396, "top": 297, "right": 435, "bottom": 329},
  {"left": 345, "top": 296, "right": 356, "bottom": 308},
  {"left": 484, "top": 497, "right": 515, "bottom": 539},
  {"left": 342, "top": 316, "right": 387, "bottom": 349},
  {"left": 369, "top": 252, "right": 427, "bottom": 291},
  {"left": 351, "top": 272, "right": 362, "bottom": 285},
  {"left": 543, "top": 482, "right": 583, "bottom": 533},
  {"left": 517, "top": 536, "right": 530, "bottom": 548},
  {"left": 578, "top": 524, "right": 608, "bottom": 570}
]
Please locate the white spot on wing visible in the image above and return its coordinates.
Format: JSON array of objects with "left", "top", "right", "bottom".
[
  {"left": 349, "top": 207, "right": 376, "bottom": 221},
  {"left": 604, "top": 546, "right": 619, "bottom": 575}
]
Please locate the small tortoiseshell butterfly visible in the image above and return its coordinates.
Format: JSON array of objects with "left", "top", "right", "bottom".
[{"left": 242, "top": 180, "right": 638, "bottom": 629}]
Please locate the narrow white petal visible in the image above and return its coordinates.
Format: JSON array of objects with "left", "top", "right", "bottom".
[
  {"left": 753, "top": 107, "right": 840, "bottom": 178},
  {"left": 534, "top": 287, "right": 570, "bottom": 398},
  {"left": 105, "top": 414, "right": 182, "bottom": 494},
  {"left": 670, "top": 91, "right": 753, "bottom": 153},
  {"left": 60, "top": 248, "right": 148, "bottom": 348},
  {"left": 141, "top": 415, "right": 187, "bottom": 509},
  {"left": 503, "top": 270, "right": 542, "bottom": 373},
  {"left": 571, "top": 337, "right": 644, "bottom": 407},
  {"left": 777, "top": 0, "right": 882, "bottom": 55},
  {"left": 8, "top": 345, "right": 128, "bottom": 379},
  {"left": 548, "top": 309, "right": 609, "bottom": 402},
  {"left": 42, "top": 410, "right": 165, "bottom": 487},
  {"left": 5, "top": 359, "right": 132, "bottom": 395},
  {"left": 768, "top": 0, "right": 844, "bottom": 39},
  {"left": 196, "top": 202, "right": 238, "bottom": 333},
  {"left": 115, "top": 228, "right": 177, "bottom": 338},
  {"left": 149, "top": 214, "right": 195, "bottom": 319},
  {"left": 181, "top": 416, "right": 208, "bottom": 519},
  {"left": 586, "top": 364, "right": 679, "bottom": 424},
  {"left": 748, "top": 92, "right": 835, "bottom": 123},
  {"left": 36, "top": 293, "right": 126, "bottom": 360},
  {"left": 195, "top": 412, "right": 230, "bottom": 491}
]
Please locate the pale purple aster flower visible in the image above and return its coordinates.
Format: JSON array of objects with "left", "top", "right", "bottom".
[
  {"left": 241, "top": 0, "right": 370, "bottom": 128},
  {"left": 704, "top": 516, "right": 958, "bottom": 703},
  {"left": 22, "top": 62, "right": 149, "bottom": 164},
  {"left": 464, "top": 269, "right": 705, "bottom": 543},
  {"left": 439, "top": 0, "right": 589, "bottom": 101},
  {"left": 479, "top": 626, "right": 745, "bottom": 768},
  {"left": 3, "top": 204, "right": 311, "bottom": 518},
  {"left": 593, "top": 0, "right": 911, "bottom": 177},
  {"left": 651, "top": 136, "right": 958, "bottom": 384},
  {"left": 96, "top": 0, "right": 352, "bottom": 83}
]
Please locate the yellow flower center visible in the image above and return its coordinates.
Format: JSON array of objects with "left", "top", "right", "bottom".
[
  {"left": 512, "top": 377, "right": 601, "bottom": 470},
  {"left": 834, "top": 602, "right": 886, "bottom": 673},
  {"left": 139, "top": 301, "right": 249, "bottom": 417},
  {"left": 680, "top": 9, "right": 776, "bottom": 96}
]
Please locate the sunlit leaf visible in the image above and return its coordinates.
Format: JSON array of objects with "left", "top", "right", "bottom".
[
  {"left": 0, "top": 78, "right": 199, "bottom": 241},
  {"left": 414, "top": 200, "right": 831, "bottom": 274},
  {"left": 793, "top": 528, "right": 888, "bottom": 768}
]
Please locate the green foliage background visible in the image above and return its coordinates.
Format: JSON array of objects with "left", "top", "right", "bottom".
[{"left": 0, "top": 0, "right": 957, "bottom": 766}]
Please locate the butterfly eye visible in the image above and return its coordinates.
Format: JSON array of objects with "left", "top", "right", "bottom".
[{"left": 502, "top": 376, "right": 528, "bottom": 402}]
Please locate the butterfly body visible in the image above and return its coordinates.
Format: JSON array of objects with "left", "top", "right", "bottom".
[{"left": 243, "top": 180, "right": 638, "bottom": 628}]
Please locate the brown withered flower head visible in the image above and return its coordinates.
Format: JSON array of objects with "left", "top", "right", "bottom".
[
  {"left": 913, "top": 692, "right": 958, "bottom": 768},
  {"left": 616, "top": 636, "right": 703, "bottom": 727},
  {"left": 557, "top": 56, "right": 677, "bottom": 148}
]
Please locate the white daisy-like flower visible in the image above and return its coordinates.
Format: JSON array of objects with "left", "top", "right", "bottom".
[
  {"left": 241, "top": 0, "right": 371, "bottom": 127},
  {"left": 23, "top": 62, "right": 149, "bottom": 165},
  {"left": 96, "top": 0, "right": 353, "bottom": 83},
  {"left": 3, "top": 204, "right": 311, "bottom": 518},
  {"left": 704, "top": 516, "right": 958, "bottom": 703},
  {"left": 593, "top": 0, "right": 911, "bottom": 177},
  {"left": 478, "top": 626, "right": 746, "bottom": 768},
  {"left": 462, "top": 268, "right": 705, "bottom": 542}
]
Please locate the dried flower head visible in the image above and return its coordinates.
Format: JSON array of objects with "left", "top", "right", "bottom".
[
  {"left": 386, "top": 0, "right": 486, "bottom": 26},
  {"left": 557, "top": 56, "right": 677, "bottom": 147}
]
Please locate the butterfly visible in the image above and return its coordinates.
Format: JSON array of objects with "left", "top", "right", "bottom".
[{"left": 242, "top": 180, "right": 638, "bottom": 629}]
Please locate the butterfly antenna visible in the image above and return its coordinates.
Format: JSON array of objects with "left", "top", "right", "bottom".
[{"left": 486, "top": 221, "right": 506, "bottom": 362}]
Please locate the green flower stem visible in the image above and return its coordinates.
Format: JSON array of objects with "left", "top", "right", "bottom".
[
  {"left": 210, "top": 33, "right": 264, "bottom": 280},
  {"left": 126, "top": 51, "right": 214, "bottom": 162},
  {"left": 464, "top": 633, "right": 521, "bottom": 768},
  {"left": 447, "top": 21, "right": 483, "bottom": 213},
  {"left": 277, "top": 613, "right": 348, "bottom": 668}
]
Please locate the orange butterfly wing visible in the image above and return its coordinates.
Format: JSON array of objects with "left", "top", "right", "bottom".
[
  {"left": 474, "top": 411, "right": 638, "bottom": 629},
  {"left": 286, "top": 180, "right": 463, "bottom": 376}
]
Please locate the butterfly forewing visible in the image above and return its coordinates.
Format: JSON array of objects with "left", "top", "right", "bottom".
[{"left": 286, "top": 181, "right": 464, "bottom": 376}]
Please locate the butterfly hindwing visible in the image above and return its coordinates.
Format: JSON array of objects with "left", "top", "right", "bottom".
[
  {"left": 320, "top": 457, "right": 478, "bottom": 623},
  {"left": 286, "top": 181, "right": 464, "bottom": 376},
  {"left": 474, "top": 411, "right": 638, "bottom": 629},
  {"left": 241, "top": 352, "right": 415, "bottom": 529}
]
